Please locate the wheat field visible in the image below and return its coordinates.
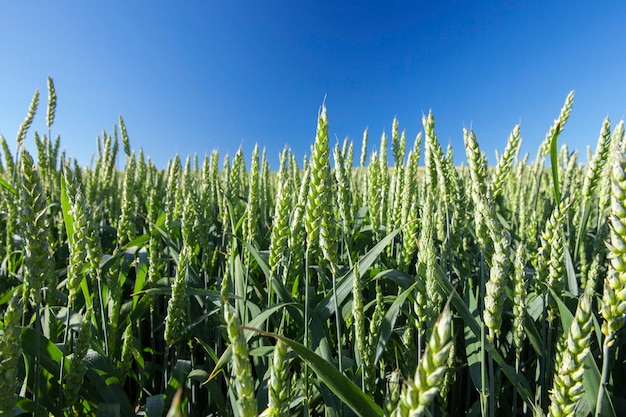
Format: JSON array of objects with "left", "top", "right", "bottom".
[{"left": 1, "top": 78, "right": 625, "bottom": 417}]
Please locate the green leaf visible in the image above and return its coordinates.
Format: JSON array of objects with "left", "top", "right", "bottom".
[
  {"left": 187, "top": 369, "right": 209, "bottom": 382},
  {"left": 374, "top": 282, "right": 416, "bottom": 363},
  {"left": 574, "top": 199, "right": 594, "bottom": 261},
  {"left": 20, "top": 327, "right": 134, "bottom": 416},
  {"left": 204, "top": 302, "right": 300, "bottom": 383},
  {"left": 205, "top": 345, "right": 231, "bottom": 383},
  {"left": 14, "top": 397, "right": 48, "bottom": 415},
  {"left": 132, "top": 255, "right": 148, "bottom": 309},
  {"left": 549, "top": 119, "right": 562, "bottom": 205},
  {"left": 245, "top": 328, "right": 383, "bottom": 417},
  {"left": 83, "top": 350, "right": 136, "bottom": 417},
  {"left": 315, "top": 228, "right": 400, "bottom": 321},
  {"left": 95, "top": 403, "right": 121, "bottom": 417},
  {"left": 375, "top": 268, "right": 415, "bottom": 290},
  {"left": 60, "top": 176, "right": 74, "bottom": 248},
  {"left": 163, "top": 360, "right": 192, "bottom": 411},
  {"left": 464, "top": 286, "right": 483, "bottom": 392},
  {"left": 194, "top": 336, "right": 220, "bottom": 366},
  {"left": 244, "top": 241, "right": 300, "bottom": 308},
  {"left": 20, "top": 326, "right": 69, "bottom": 378},
  {"left": 246, "top": 302, "right": 299, "bottom": 330},
  {"left": 121, "top": 232, "right": 150, "bottom": 250},
  {"left": 134, "top": 286, "right": 222, "bottom": 300},
  {"left": 564, "top": 245, "right": 578, "bottom": 295},
  {"left": 504, "top": 287, "right": 543, "bottom": 357},
  {"left": 0, "top": 176, "right": 17, "bottom": 196},
  {"left": 61, "top": 178, "right": 93, "bottom": 307},
  {"left": 430, "top": 262, "right": 538, "bottom": 413},
  {"left": 146, "top": 395, "right": 165, "bottom": 417},
  {"left": 309, "top": 311, "right": 335, "bottom": 363}
]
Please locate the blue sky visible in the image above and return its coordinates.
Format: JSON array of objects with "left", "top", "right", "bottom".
[{"left": 1, "top": 1, "right": 625, "bottom": 169}]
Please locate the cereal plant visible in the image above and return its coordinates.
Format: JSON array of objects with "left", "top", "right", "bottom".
[{"left": 1, "top": 79, "right": 626, "bottom": 417}]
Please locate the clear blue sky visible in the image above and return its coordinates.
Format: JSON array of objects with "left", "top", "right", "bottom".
[{"left": 1, "top": 1, "right": 625, "bottom": 169}]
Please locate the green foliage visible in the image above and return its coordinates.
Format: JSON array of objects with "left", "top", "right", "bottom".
[{"left": 2, "top": 81, "right": 626, "bottom": 417}]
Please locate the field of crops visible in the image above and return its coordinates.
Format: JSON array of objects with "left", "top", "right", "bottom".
[{"left": 1, "top": 79, "right": 626, "bottom": 417}]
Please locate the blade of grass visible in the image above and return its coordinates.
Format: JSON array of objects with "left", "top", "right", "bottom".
[
  {"left": 430, "top": 262, "right": 537, "bottom": 413},
  {"left": 83, "top": 350, "right": 136, "bottom": 417},
  {"left": 315, "top": 229, "right": 400, "bottom": 321},
  {"left": 60, "top": 177, "right": 74, "bottom": 247},
  {"left": 564, "top": 244, "right": 579, "bottom": 295},
  {"left": 162, "top": 360, "right": 192, "bottom": 413},
  {"left": 374, "top": 282, "right": 416, "bottom": 363},
  {"left": 244, "top": 241, "right": 302, "bottom": 317},
  {"left": 464, "top": 284, "right": 483, "bottom": 392},
  {"left": 0, "top": 176, "right": 17, "bottom": 196},
  {"left": 132, "top": 251, "right": 148, "bottom": 308},
  {"left": 244, "top": 327, "right": 383, "bottom": 417},
  {"left": 549, "top": 120, "right": 563, "bottom": 205},
  {"left": 204, "top": 302, "right": 300, "bottom": 383}
]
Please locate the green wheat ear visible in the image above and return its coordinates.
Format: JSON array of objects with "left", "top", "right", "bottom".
[
  {"left": 581, "top": 117, "right": 612, "bottom": 207},
  {"left": 352, "top": 262, "right": 366, "bottom": 387},
  {"left": 548, "top": 294, "right": 593, "bottom": 417},
  {"left": 305, "top": 103, "right": 331, "bottom": 256},
  {"left": 164, "top": 245, "right": 191, "bottom": 347},
  {"left": 484, "top": 230, "right": 511, "bottom": 343},
  {"left": 64, "top": 308, "right": 92, "bottom": 414},
  {"left": 368, "top": 151, "right": 383, "bottom": 238},
  {"left": 20, "top": 150, "right": 51, "bottom": 306},
  {"left": 334, "top": 142, "right": 353, "bottom": 235},
  {"left": 65, "top": 170, "right": 89, "bottom": 306},
  {"left": 46, "top": 76, "right": 57, "bottom": 130},
  {"left": 1, "top": 135, "right": 15, "bottom": 177},
  {"left": 602, "top": 152, "right": 626, "bottom": 343},
  {"left": 364, "top": 281, "right": 385, "bottom": 393},
  {"left": 384, "top": 369, "right": 402, "bottom": 416},
  {"left": 395, "top": 301, "right": 452, "bottom": 417},
  {"left": 489, "top": 123, "right": 521, "bottom": 198},
  {"left": 268, "top": 147, "right": 291, "bottom": 280},
  {"left": 512, "top": 243, "right": 527, "bottom": 360},
  {"left": 263, "top": 338, "right": 290, "bottom": 416},
  {"left": 225, "top": 307, "right": 257, "bottom": 417},
  {"left": 0, "top": 292, "right": 23, "bottom": 414},
  {"left": 360, "top": 127, "right": 369, "bottom": 167},
  {"left": 245, "top": 143, "right": 260, "bottom": 248},
  {"left": 17, "top": 89, "right": 40, "bottom": 149},
  {"left": 117, "top": 153, "right": 136, "bottom": 245},
  {"left": 119, "top": 115, "right": 131, "bottom": 158},
  {"left": 537, "top": 91, "right": 575, "bottom": 158}
]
